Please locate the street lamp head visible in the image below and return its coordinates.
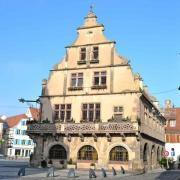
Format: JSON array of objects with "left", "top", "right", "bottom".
[
  {"left": 178, "top": 86, "right": 180, "bottom": 91},
  {"left": 18, "top": 98, "right": 25, "bottom": 103}
]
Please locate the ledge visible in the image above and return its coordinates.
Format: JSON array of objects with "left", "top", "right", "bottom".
[
  {"left": 91, "top": 85, "right": 107, "bottom": 90},
  {"left": 77, "top": 60, "right": 86, "bottom": 65},
  {"left": 68, "top": 87, "right": 83, "bottom": 91},
  {"left": 90, "top": 60, "right": 99, "bottom": 64}
]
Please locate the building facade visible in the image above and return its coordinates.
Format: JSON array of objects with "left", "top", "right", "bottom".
[
  {"left": 4, "top": 108, "right": 38, "bottom": 159},
  {"left": 163, "top": 100, "right": 180, "bottom": 161},
  {"left": 27, "top": 10, "right": 165, "bottom": 171}
]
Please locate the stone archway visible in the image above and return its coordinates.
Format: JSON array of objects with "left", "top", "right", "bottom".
[
  {"left": 109, "top": 146, "right": 129, "bottom": 162},
  {"left": 143, "top": 143, "right": 150, "bottom": 168},
  {"left": 77, "top": 145, "right": 98, "bottom": 161},
  {"left": 151, "top": 145, "right": 156, "bottom": 169},
  {"left": 157, "top": 147, "right": 160, "bottom": 162},
  {"left": 49, "top": 144, "right": 67, "bottom": 160}
]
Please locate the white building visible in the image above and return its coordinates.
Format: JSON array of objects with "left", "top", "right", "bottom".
[{"left": 4, "top": 108, "right": 39, "bottom": 159}]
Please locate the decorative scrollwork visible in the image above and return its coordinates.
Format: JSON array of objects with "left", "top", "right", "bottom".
[
  {"left": 64, "top": 123, "right": 95, "bottom": 133},
  {"left": 99, "top": 122, "right": 134, "bottom": 132}
]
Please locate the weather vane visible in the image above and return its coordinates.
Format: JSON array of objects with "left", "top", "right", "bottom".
[{"left": 90, "top": 4, "right": 94, "bottom": 13}]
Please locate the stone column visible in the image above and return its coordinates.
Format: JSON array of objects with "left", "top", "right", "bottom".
[{"left": 30, "top": 135, "right": 44, "bottom": 167}]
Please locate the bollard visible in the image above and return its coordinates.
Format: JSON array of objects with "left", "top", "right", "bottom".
[
  {"left": 101, "top": 168, "right": 107, "bottom": 177},
  {"left": 112, "top": 167, "right": 117, "bottom": 176}
]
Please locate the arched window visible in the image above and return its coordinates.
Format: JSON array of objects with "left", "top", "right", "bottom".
[
  {"left": 109, "top": 146, "right": 128, "bottom": 161},
  {"left": 49, "top": 145, "right": 67, "bottom": 159},
  {"left": 78, "top": 145, "right": 98, "bottom": 160}
]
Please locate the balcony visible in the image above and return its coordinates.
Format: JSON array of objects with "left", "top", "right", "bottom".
[{"left": 27, "top": 122, "right": 139, "bottom": 135}]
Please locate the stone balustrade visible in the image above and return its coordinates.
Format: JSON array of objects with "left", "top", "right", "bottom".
[{"left": 27, "top": 121, "right": 139, "bottom": 134}]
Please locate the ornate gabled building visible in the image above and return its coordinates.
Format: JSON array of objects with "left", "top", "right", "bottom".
[{"left": 27, "top": 10, "right": 166, "bottom": 171}]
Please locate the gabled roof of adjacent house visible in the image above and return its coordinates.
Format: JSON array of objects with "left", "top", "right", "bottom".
[
  {"left": 5, "top": 114, "right": 27, "bottom": 128},
  {"left": 29, "top": 107, "right": 39, "bottom": 120}
]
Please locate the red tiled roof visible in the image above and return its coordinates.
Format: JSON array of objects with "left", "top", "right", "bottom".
[
  {"left": 5, "top": 114, "right": 27, "bottom": 128},
  {"left": 29, "top": 107, "right": 39, "bottom": 120}
]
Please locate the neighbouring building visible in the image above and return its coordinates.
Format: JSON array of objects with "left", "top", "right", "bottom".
[
  {"left": 0, "top": 115, "right": 7, "bottom": 154},
  {"left": 3, "top": 107, "right": 39, "bottom": 159},
  {"left": 163, "top": 100, "right": 180, "bottom": 161},
  {"left": 27, "top": 10, "right": 166, "bottom": 171}
]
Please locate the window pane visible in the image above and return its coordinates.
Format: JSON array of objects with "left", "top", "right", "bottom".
[
  {"left": 93, "top": 47, "right": 99, "bottom": 60},
  {"left": 61, "top": 104, "right": 65, "bottom": 109},
  {"left": 96, "top": 104, "right": 100, "bottom": 109},
  {"left": 80, "top": 48, "right": 86, "bottom": 61},
  {"left": 55, "top": 105, "right": 59, "bottom": 110},
  {"left": 66, "top": 111, "right": 71, "bottom": 120},
  {"left": 82, "top": 110, "right": 87, "bottom": 120},
  {"left": 101, "top": 76, "right": 106, "bottom": 85},
  {"left": 94, "top": 77, "right": 99, "bottom": 85},
  {"left": 94, "top": 72, "right": 99, "bottom": 76},
  {"left": 95, "top": 110, "right": 100, "bottom": 120},
  {"left": 89, "top": 111, "right": 94, "bottom": 121},
  {"left": 71, "top": 78, "right": 76, "bottom": 87},
  {"left": 78, "top": 78, "right": 83, "bottom": 87},
  {"left": 54, "top": 111, "right": 59, "bottom": 119},
  {"left": 67, "top": 104, "right": 71, "bottom": 109},
  {"left": 60, "top": 111, "right": 65, "bottom": 120},
  {"left": 89, "top": 104, "right": 94, "bottom": 109},
  {"left": 83, "top": 104, "right": 87, "bottom": 109}
]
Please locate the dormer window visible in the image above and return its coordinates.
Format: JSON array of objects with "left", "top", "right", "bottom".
[{"left": 90, "top": 46, "right": 99, "bottom": 63}]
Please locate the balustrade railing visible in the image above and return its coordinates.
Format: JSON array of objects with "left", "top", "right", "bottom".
[{"left": 27, "top": 121, "right": 138, "bottom": 134}]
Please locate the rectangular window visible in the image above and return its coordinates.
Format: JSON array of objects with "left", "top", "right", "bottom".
[
  {"left": 16, "top": 129, "right": 21, "bottom": 135},
  {"left": 28, "top": 140, "right": 31, "bottom": 145},
  {"left": 15, "top": 149, "right": 21, "bottom": 156},
  {"left": 93, "top": 71, "right": 106, "bottom": 86},
  {"left": 71, "top": 73, "right": 83, "bottom": 87},
  {"left": 169, "top": 119, "right": 176, "bottom": 127},
  {"left": 80, "top": 48, "right": 86, "bottom": 61},
  {"left": 22, "top": 140, "right": 26, "bottom": 145},
  {"left": 54, "top": 104, "right": 71, "bottom": 122},
  {"left": 14, "top": 139, "right": 19, "bottom": 145},
  {"left": 114, "top": 106, "right": 124, "bottom": 121},
  {"left": 82, "top": 103, "right": 100, "bottom": 122},
  {"left": 21, "top": 121, "right": 26, "bottom": 126},
  {"left": 22, "top": 130, "right": 26, "bottom": 135},
  {"left": 92, "top": 47, "right": 99, "bottom": 60}
]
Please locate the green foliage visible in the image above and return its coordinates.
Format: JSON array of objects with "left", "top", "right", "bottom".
[
  {"left": 42, "top": 118, "right": 50, "bottom": 123},
  {"left": 159, "top": 157, "right": 167, "bottom": 168}
]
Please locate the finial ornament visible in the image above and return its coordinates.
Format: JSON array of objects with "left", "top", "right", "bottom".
[{"left": 90, "top": 4, "right": 94, "bottom": 13}]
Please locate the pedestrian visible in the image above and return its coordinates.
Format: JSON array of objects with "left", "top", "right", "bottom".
[{"left": 46, "top": 159, "right": 54, "bottom": 177}]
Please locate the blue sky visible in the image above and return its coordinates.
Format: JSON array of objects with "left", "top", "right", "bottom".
[{"left": 0, "top": 0, "right": 180, "bottom": 117}]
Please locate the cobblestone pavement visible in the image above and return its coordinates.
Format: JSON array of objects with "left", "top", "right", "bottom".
[{"left": 1, "top": 160, "right": 180, "bottom": 180}]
